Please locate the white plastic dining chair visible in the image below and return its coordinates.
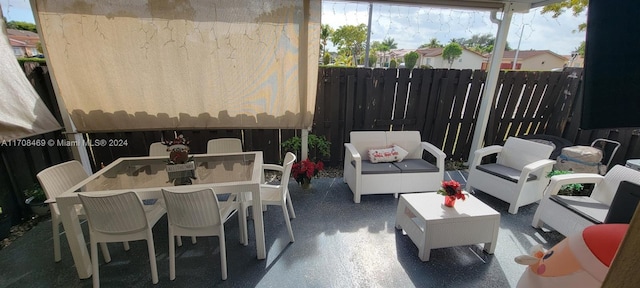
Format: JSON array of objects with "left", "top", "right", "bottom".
[
  {"left": 37, "top": 160, "right": 113, "bottom": 262},
  {"left": 240, "top": 152, "right": 297, "bottom": 244},
  {"left": 162, "top": 188, "right": 239, "bottom": 280},
  {"left": 78, "top": 191, "right": 165, "bottom": 288},
  {"left": 206, "top": 138, "right": 243, "bottom": 154},
  {"left": 149, "top": 142, "right": 170, "bottom": 156}
]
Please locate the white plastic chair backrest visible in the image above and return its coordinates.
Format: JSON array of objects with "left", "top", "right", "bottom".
[
  {"left": 37, "top": 160, "right": 89, "bottom": 200},
  {"left": 497, "top": 137, "right": 554, "bottom": 170},
  {"left": 281, "top": 152, "right": 297, "bottom": 182},
  {"left": 78, "top": 192, "right": 148, "bottom": 234},
  {"left": 349, "top": 131, "right": 387, "bottom": 161},
  {"left": 162, "top": 188, "right": 222, "bottom": 228},
  {"left": 149, "top": 142, "right": 170, "bottom": 156},
  {"left": 591, "top": 165, "right": 640, "bottom": 206},
  {"left": 275, "top": 152, "right": 296, "bottom": 201},
  {"left": 207, "top": 138, "right": 243, "bottom": 154},
  {"left": 385, "top": 131, "right": 422, "bottom": 159}
]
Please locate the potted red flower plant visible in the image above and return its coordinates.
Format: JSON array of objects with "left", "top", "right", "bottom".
[
  {"left": 291, "top": 159, "right": 324, "bottom": 189},
  {"left": 437, "top": 180, "right": 466, "bottom": 207}
]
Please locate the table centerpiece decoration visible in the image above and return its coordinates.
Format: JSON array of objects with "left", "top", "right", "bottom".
[
  {"left": 162, "top": 134, "right": 196, "bottom": 185},
  {"left": 437, "top": 180, "right": 466, "bottom": 207}
]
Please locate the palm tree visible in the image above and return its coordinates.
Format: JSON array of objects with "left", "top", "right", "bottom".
[
  {"left": 419, "top": 38, "right": 443, "bottom": 48},
  {"left": 320, "top": 24, "right": 333, "bottom": 57},
  {"left": 379, "top": 37, "right": 397, "bottom": 67}
]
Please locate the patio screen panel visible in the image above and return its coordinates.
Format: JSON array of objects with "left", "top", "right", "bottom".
[
  {"left": 0, "top": 14, "right": 61, "bottom": 141},
  {"left": 33, "top": 0, "right": 320, "bottom": 132}
]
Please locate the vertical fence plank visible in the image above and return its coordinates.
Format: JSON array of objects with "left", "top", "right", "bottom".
[{"left": 457, "top": 70, "right": 486, "bottom": 161}]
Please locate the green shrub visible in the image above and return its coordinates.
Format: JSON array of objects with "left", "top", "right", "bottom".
[
  {"left": 323, "top": 52, "right": 331, "bottom": 65},
  {"left": 281, "top": 134, "right": 331, "bottom": 162},
  {"left": 17, "top": 58, "right": 47, "bottom": 66},
  {"left": 547, "top": 170, "right": 584, "bottom": 195},
  {"left": 23, "top": 183, "right": 46, "bottom": 202},
  {"left": 389, "top": 59, "right": 397, "bottom": 68}
]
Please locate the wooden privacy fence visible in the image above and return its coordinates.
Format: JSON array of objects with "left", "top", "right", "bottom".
[
  {"left": 315, "top": 67, "right": 582, "bottom": 162},
  {"left": 4, "top": 64, "right": 640, "bottom": 221}
]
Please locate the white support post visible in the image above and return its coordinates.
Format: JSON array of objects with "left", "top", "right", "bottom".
[
  {"left": 301, "top": 129, "right": 309, "bottom": 161},
  {"left": 467, "top": 2, "right": 526, "bottom": 167}
]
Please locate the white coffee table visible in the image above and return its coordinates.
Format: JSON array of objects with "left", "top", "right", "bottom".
[{"left": 395, "top": 193, "right": 500, "bottom": 261}]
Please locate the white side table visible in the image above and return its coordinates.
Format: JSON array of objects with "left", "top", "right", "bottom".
[{"left": 395, "top": 193, "right": 500, "bottom": 261}]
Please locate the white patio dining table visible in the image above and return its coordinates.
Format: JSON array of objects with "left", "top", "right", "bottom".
[{"left": 53, "top": 152, "right": 265, "bottom": 279}]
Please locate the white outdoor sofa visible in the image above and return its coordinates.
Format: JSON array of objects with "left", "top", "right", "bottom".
[{"left": 343, "top": 131, "right": 446, "bottom": 203}]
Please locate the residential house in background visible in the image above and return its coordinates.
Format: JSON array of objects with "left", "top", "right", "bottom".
[
  {"left": 415, "top": 47, "right": 485, "bottom": 70},
  {"left": 375, "top": 49, "right": 414, "bottom": 67},
  {"left": 485, "top": 50, "right": 567, "bottom": 71},
  {"left": 563, "top": 53, "right": 584, "bottom": 68},
  {"left": 7, "top": 29, "right": 41, "bottom": 58}
]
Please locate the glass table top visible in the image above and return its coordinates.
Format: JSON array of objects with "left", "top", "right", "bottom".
[{"left": 79, "top": 153, "right": 257, "bottom": 192}]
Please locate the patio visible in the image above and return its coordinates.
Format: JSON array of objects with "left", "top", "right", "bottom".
[{"left": 0, "top": 170, "right": 564, "bottom": 288}]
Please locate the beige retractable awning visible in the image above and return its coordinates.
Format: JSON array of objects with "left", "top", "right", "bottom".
[
  {"left": 33, "top": 0, "right": 320, "bottom": 132},
  {"left": 0, "top": 13, "right": 61, "bottom": 141}
]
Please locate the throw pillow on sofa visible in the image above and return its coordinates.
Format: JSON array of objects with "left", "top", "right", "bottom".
[{"left": 368, "top": 145, "right": 409, "bottom": 163}]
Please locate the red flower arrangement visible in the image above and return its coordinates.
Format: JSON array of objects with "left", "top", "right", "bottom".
[
  {"left": 291, "top": 159, "right": 324, "bottom": 185},
  {"left": 437, "top": 180, "right": 467, "bottom": 200}
]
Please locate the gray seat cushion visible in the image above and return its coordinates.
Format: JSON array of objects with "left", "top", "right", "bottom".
[
  {"left": 476, "top": 163, "right": 537, "bottom": 183},
  {"left": 392, "top": 159, "right": 439, "bottom": 173},
  {"left": 352, "top": 160, "right": 402, "bottom": 174},
  {"left": 549, "top": 195, "right": 608, "bottom": 224}
]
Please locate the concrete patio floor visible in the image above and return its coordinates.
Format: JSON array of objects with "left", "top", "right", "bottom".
[{"left": 0, "top": 170, "right": 564, "bottom": 288}]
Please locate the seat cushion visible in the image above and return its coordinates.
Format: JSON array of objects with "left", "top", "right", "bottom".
[
  {"left": 476, "top": 163, "right": 537, "bottom": 183},
  {"left": 351, "top": 160, "right": 402, "bottom": 174},
  {"left": 392, "top": 159, "right": 439, "bottom": 173},
  {"left": 549, "top": 195, "right": 609, "bottom": 224}
]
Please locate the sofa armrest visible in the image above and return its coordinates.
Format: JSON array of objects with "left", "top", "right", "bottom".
[
  {"left": 543, "top": 173, "right": 605, "bottom": 198},
  {"left": 421, "top": 142, "right": 445, "bottom": 170},
  {"left": 469, "top": 145, "right": 503, "bottom": 169},
  {"left": 344, "top": 143, "right": 361, "bottom": 163}
]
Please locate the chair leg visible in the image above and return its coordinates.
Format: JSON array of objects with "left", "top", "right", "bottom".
[
  {"left": 238, "top": 204, "right": 248, "bottom": 246},
  {"left": 91, "top": 240, "right": 100, "bottom": 288},
  {"left": 191, "top": 236, "right": 197, "bottom": 244},
  {"left": 146, "top": 231, "right": 159, "bottom": 284},
  {"left": 52, "top": 214, "right": 61, "bottom": 262},
  {"left": 508, "top": 203, "right": 519, "bottom": 214},
  {"left": 176, "top": 236, "right": 183, "bottom": 247},
  {"left": 281, "top": 204, "right": 295, "bottom": 242},
  {"left": 219, "top": 230, "right": 227, "bottom": 280},
  {"left": 100, "top": 243, "right": 111, "bottom": 263},
  {"left": 286, "top": 192, "right": 296, "bottom": 219},
  {"left": 169, "top": 227, "right": 176, "bottom": 280},
  {"left": 123, "top": 241, "right": 130, "bottom": 251}
]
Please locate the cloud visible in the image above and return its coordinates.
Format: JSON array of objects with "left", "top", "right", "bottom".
[{"left": 322, "top": 1, "right": 587, "bottom": 55}]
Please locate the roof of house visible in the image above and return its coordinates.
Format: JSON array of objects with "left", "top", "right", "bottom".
[
  {"left": 6, "top": 29, "right": 40, "bottom": 38},
  {"left": 416, "top": 47, "right": 485, "bottom": 58},
  {"left": 9, "top": 38, "right": 28, "bottom": 47},
  {"left": 6, "top": 29, "right": 40, "bottom": 47},
  {"left": 388, "top": 49, "right": 415, "bottom": 58},
  {"left": 501, "top": 50, "right": 567, "bottom": 61}
]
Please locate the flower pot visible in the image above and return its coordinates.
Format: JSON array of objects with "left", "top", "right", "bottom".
[
  {"left": 444, "top": 196, "right": 456, "bottom": 207},
  {"left": 26, "top": 197, "right": 50, "bottom": 216},
  {"left": 301, "top": 178, "right": 312, "bottom": 190}
]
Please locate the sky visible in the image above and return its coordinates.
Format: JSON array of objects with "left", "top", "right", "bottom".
[{"left": 1, "top": 0, "right": 586, "bottom": 55}]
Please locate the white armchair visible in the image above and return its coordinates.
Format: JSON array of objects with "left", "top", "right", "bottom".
[
  {"left": 531, "top": 165, "right": 640, "bottom": 236},
  {"left": 466, "top": 137, "right": 555, "bottom": 214}
]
